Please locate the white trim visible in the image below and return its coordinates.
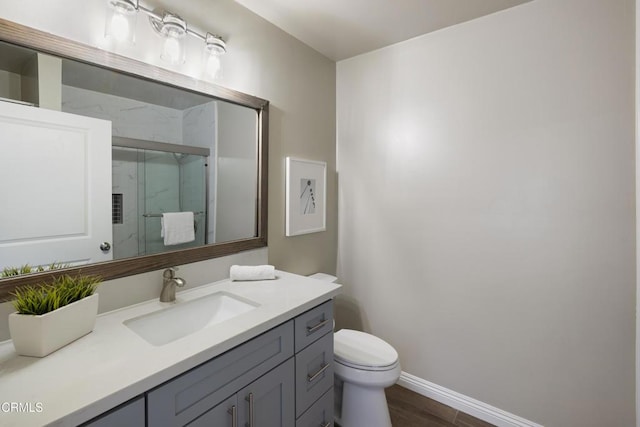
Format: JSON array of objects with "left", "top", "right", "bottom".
[{"left": 397, "top": 372, "right": 544, "bottom": 427}]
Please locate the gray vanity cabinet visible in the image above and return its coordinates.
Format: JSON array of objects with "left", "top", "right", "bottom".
[
  {"left": 147, "top": 321, "right": 294, "bottom": 427},
  {"left": 188, "top": 359, "right": 295, "bottom": 427},
  {"left": 83, "top": 300, "right": 334, "bottom": 427}
]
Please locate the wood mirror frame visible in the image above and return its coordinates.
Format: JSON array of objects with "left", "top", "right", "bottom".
[{"left": 0, "top": 18, "right": 269, "bottom": 301}]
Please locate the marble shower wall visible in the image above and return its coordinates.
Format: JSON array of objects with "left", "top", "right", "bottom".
[
  {"left": 62, "top": 85, "right": 183, "bottom": 143},
  {"left": 111, "top": 147, "right": 139, "bottom": 259},
  {"left": 183, "top": 101, "right": 217, "bottom": 244}
]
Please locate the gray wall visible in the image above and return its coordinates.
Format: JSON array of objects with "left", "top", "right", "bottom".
[{"left": 336, "top": 0, "right": 636, "bottom": 425}]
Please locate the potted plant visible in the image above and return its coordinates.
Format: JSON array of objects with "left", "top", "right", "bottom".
[{"left": 9, "top": 274, "right": 101, "bottom": 357}]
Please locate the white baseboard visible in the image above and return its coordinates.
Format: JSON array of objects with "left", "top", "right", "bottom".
[{"left": 397, "top": 372, "right": 544, "bottom": 427}]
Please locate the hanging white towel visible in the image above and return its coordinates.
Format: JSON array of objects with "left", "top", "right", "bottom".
[{"left": 161, "top": 212, "right": 195, "bottom": 246}]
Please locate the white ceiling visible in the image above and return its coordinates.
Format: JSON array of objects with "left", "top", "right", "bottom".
[{"left": 232, "top": 0, "right": 532, "bottom": 61}]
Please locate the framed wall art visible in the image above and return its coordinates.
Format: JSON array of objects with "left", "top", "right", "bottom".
[{"left": 285, "top": 157, "right": 327, "bottom": 236}]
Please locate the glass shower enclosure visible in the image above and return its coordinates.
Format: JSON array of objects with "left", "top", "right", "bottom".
[{"left": 111, "top": 136, "right": 209, "bottom": 259}]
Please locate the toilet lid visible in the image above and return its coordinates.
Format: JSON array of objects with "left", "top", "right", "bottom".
[{"left": 334, "top": 329, "right": 398, "bottom": 369}]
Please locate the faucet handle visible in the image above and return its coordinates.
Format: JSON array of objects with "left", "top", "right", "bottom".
[{"left": 163, "top": 267, "right": 178, "bottom": 278}]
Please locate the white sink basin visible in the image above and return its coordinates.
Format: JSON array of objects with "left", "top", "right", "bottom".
[{"left": 124, "top": 292, "right": 259, "bottom": 346}]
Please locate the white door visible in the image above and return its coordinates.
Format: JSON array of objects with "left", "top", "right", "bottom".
[{"left": 0, "top": 101, "right": 112, "bottom": 270}]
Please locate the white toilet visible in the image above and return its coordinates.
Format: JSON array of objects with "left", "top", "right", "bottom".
[
  {"left": 307, "top": 273, "right": 401, "bottom": 427},
  {"left": 334, "top": 329, "right": 400, "bottom": 427}
]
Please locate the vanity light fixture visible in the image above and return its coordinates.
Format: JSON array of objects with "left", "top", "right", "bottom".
[
  {"left": 151, "top": 11, "right": 187, "bottom": 65},
  {"left": 105, "top": 0, "right": 227, "bottom": 74},
  {"left": 203, "top": 33, "right": 226, "bottom": 79},
  {"left": 105, "top": 0, "right": 138, "bottom": 44}
]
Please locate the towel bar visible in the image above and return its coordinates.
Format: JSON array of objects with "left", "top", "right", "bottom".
[{"left": 143, "top": 211, "right": 204, "bottom": 218}]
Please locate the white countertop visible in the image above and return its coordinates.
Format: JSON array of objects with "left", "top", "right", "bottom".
[{"left": 0, "top": 271, "right": 341, "bottom": 427}]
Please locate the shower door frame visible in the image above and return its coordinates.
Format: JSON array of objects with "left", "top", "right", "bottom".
[
  {"left": 112, "top": 136, "right": 211, "bottom": 255},
  {"left": 113, "top": 136, "right": 211, "bottom": 158}
]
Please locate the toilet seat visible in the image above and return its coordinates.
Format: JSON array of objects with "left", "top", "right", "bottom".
[
  {"left": 335, "top": 357, "right": 399, "bottom": 372},
  {"left": 334, "top": 329, "right": 398, "bottom": 371}
]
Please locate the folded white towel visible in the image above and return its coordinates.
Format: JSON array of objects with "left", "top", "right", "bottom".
[
  {"left": 161, "top": 212, "right": 195, "bottom": 246},
  {"left": 230, "top": 265, "right": 276, "bottom": 281}
]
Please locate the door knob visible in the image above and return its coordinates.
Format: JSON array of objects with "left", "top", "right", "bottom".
[{"left": 100, "top": 242, "right": 111, "bottom": 252}]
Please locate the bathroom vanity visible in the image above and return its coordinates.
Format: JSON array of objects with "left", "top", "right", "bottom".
[{"left": 0, "top": 271, "right": 340, "bottom": 427}]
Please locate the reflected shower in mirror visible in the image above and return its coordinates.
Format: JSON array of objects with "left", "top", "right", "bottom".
[
  {"left": 59, "top": 58, "right": 259, "bottom": 262},
  {"left": 112, "top": 138, "right": 209, "bottom": 259}
]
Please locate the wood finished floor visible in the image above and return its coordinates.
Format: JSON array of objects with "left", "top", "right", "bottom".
[{"left": 384, "top": 385, "right": 496, "bottom": 427}]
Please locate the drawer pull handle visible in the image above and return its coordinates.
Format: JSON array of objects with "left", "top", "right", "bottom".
[
  {"left": 227, "top": 405, "right": 237, "bottom": 427},
  {"left": 308, "top": 362, "right": 330, "bottom": 382},
  {"left": 245, "top": 393, "right": 254, "bottom": 427},
  {"left": 307, "top": 318, "right": 330, "bottom": 334}
]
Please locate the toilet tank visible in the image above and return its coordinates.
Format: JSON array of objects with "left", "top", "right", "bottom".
[{"left": 308, "top": 273, "right": 338, "bottom": 283}]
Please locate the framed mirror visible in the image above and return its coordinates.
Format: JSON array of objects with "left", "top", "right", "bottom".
[{"left": 0, "top": 18, "right": 269, "bottom": 301}]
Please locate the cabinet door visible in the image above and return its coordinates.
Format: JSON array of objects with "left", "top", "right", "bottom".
[
  {"left": 187, "top": 395, "right": 237, "bottom": 427},
  {"left": 147, "top": 322, "right": 293, "bottom": 427},
  {"left": 238, "top": 359, "right": 295, "bottom": 427},
  {"left": 82, "top": 396, "right": 144, "bottom": 427}
]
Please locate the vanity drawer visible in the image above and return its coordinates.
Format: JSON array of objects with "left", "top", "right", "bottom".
[
  {"left": 295, "top": 331, "right": 334, "bottom": 417},
  {"left": 294, "top": 300, "right": 333, "bottom": 352},
  {"left": 185, "top": 395, "right": 236, "bottom": 427},
  {"left": 296, "top": 387, "right": 333, "bottom": 427},
  {"left": 147, "top": 320, "right": 294, "bottom": 427},
  {"left": 82, "top": 396, "right": 144, "bottom": 427}
]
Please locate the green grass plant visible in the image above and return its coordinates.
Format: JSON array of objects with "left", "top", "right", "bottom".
[
  {"left": 1, "top": 262, "right": 70, "bottom": 278},
  {"left": 11, "top": 275, "right": 101, "bottom": 315}
]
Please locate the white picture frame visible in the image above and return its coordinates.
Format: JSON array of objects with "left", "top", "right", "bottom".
[{"left": 285, "top": 157, "right": 327, "bottom": 236}]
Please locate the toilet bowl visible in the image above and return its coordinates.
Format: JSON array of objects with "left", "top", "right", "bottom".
[
  {"left": 307, "top": 273, "right": 401, "bottom": 427},
  {"left": 333, "top": 329, "right": 401, "bottom": 427}
]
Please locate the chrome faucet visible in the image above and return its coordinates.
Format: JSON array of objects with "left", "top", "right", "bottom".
[{"left": 160, "top": 268, "right": 186, "bottom": 302}]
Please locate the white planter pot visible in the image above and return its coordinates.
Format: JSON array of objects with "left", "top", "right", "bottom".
[{"left": 9, "top": 293, "right": 99, "bottom": 357}]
